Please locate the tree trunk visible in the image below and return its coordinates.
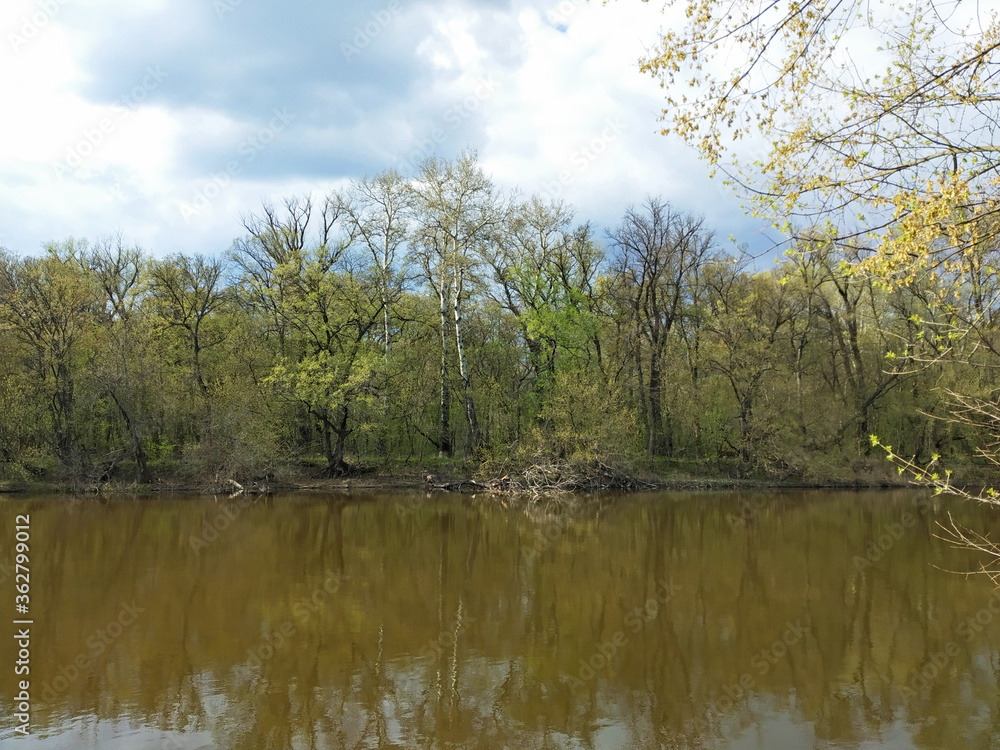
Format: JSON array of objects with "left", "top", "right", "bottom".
[
  {"left": 330, "top": 403, "right": 350, "bottom": 476},
  {"left": 452, "top": 281, "right": 481, "bottom": 456},
  {"left": 383, "top": 303, "right": 392, "bottom": 359},
  {"left": 321, "top": 414, "right": 333, "bottom": 470},
  {"left": 739, "top": 395, "right": 753, "bottom": 470},
  {"left": 647, "top": 347, "right": 667, "bottom": 456},
  {"left": 52, "top": 360, "right": 74, "bottom": 462},
  {"left": 438, "top": 290, "right": 453, "bottom": 458},
  {"left": 192, "top": 326, "right": 208, "bottom": 396},
  {"left": 109, "top": 390, "right": 151, "bottom": 483},
  {"left": 321, "top": 406, "right": 350, "bottom": 476},
  {"left": 635, "top": 342, "right": 648, "bottom": 447},
  {"left": 795, "top": 341, "right": 807, "bottom": 436},
  {"left": 689, "top": 329, "right": 702, "bottom": 456}
]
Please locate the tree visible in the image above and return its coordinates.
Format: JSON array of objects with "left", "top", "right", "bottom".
[
  {"left": 481, "top": 197, "right": 605, "bottom": 428},
  {"left": 86, "top": 236, "right": 155, "bottom": 482},
  {"left": 148, "top": 253, "right": 229, "bottom": 397},
  {"left": 410, "top": 151, "right": 508, "bottom": 457},
  {"left": 673, "top": 235, "right": 721, "bottom": 456},
  {"left": 234, "top": 196, "right": 383, "bottom": 475},
  {"left": 640, "top": 0, "right": 1000, "bottom": 282},
  {"left": 0, "top": 242, "right": 97, "bottom": 462},
  {"left": 334, "top": 170, "right": 414, "bottom": 457},
  {"left": 608, "top": 198, "right": 717, "bottom": 456},
  {"left": 639, "top": 0, "right": 1000, "bottom": 507},
  {"left": 336, "top": 169, "right": 412, "bottom": 358},
  {"left": 703, "top": 261, "right": 794, "bottom": 471},
  {"left": 786, "top": 238, "right": 911, "bottom": 449}
]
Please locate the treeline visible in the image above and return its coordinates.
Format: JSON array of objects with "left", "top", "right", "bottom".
[{"left": 0, "top": 152, "right": 992, "bottom": 485}]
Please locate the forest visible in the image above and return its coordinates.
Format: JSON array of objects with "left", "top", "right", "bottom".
[{"left": 0, "top": 150, "right": 995, "bottom": 489}]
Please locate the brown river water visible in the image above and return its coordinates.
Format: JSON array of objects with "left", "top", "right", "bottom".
[{"left": 0, "top": 489, "right": 999, "bottom": 749}]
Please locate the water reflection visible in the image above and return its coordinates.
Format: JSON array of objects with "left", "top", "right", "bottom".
[{"left": 0, "top": 490, "right": 998, "bottom": 749}]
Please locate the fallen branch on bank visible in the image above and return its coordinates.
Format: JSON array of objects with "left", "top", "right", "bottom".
[
  {"left": 221, "top": 477, "right": 272, "bottom": 496},
  {"left": 426, "top": 457, "right": 662, "bottom": 497},
  {"left": 425, "top": 477, "right": 492, "bottom": 492}
]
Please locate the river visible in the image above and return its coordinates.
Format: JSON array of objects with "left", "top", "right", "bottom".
[{"left": 0, "top": 489, "right": 998, "bottom": 748}]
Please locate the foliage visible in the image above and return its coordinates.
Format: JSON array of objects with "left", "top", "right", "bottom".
[
  {"left": 1, "top": 155, "right": 998, "bottom": 486},
  {"left": 640, "top": 0, "right": 1000, "bottom": 282}
]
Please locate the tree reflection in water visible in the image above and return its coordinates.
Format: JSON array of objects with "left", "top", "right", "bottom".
[{"left": 0, "top": 490, "right": 998, "bottom": 749}]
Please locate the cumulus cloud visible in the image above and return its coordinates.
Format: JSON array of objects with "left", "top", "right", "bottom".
[{"left": 0, "top": 0, "right": 771, "bottom": 257}]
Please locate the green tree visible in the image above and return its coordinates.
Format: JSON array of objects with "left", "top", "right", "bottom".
[
  {"left": 786, "top": 239, "right": 912, "bottom": 449},
  {"left": 640, "top": 0, "right": 1000, "bottom": 280},
  {"left": 703, "top": 262, "right": 794, "bottom": 471},
  {"left": 337, "top": 169, "right": 413, "bottom": 357},
  {"left": 482, "top": 197, "right": 604, "bottom": 428},
  {"left": 638, "top": 0, "right": 1000, "bottom": 493},
  {"left": 410, "top": 151, "right": 508, "bottom": 457},
  {"left": 0, "top": 242, "right": 97, "bottom": 462},
  {"left": 85, "top": 236, "right": 156, "bottom": 482},
  {"left": 147, "top": 253, "right": 230, "bottom": 398},
  {"left": 234, "top": 196, "right": 383, "bottom": 475}
]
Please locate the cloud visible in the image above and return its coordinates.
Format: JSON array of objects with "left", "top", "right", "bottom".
[{"left": 0, "top": 0, "right": 771, "bottom": 258}]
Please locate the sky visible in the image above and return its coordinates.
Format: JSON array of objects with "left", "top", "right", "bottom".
[{"left": 0, "top": 0, "right": 776, "bottom": 259}]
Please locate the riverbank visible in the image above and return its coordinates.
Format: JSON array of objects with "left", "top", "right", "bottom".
[{"left": 0, "top": 453, "right": 939, "bottom": 496}]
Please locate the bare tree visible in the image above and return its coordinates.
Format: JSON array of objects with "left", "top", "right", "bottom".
[
  {"left": 87, "top": 235, "right": 154, "bottom": 482},
  {"left": 336, "top": 169, "right": 413, "bottom": 358},
  {"left": 148, "top": 253, "right": 229, "bottom": 397},
  {"left": 608, "top": 198, "right": 716, "bottom": 457}
]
